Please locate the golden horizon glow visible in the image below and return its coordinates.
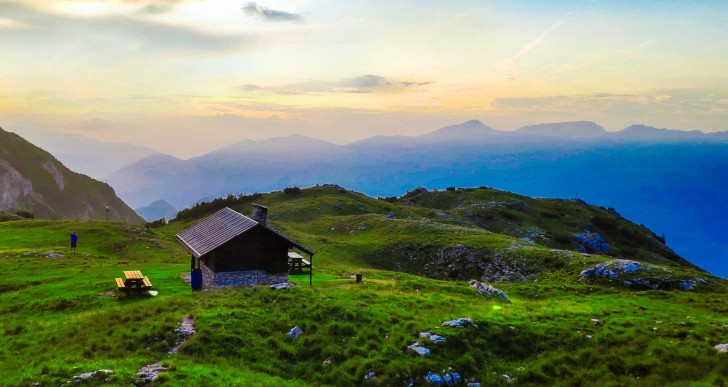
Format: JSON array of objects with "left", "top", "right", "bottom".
[{"left": 1, "top": 0, "right": 726, "bottom": 157}]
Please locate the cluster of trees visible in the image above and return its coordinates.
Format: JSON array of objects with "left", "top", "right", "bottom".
[{"left": 173, "top": 193, "right": 263, "bottom": 222}]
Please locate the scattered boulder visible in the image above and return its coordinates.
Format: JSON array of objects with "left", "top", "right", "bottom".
[
  {"left": 71, "top": 369, "right": 113, "bottom": 383},
  {"left": 574, "top": 230, "right": 610, "bottom": 254},
  {"left": 441, "top": 318, "right": 473, "bottom": 328},
  {"left": 503, "top": 374, "right": 514, "bottom": 383},
  {"left": 270, "top": 282, "right": 290, "bottom": 290},
  {"left": 136, "top": 362, "right": 166, "bottom": 382},
  {"left": 715, "top": 344, "right": 728, "bottom": 353},
  {"left": 425, "top": 372, "right": 444, "bottom": 385},
  {"left": 580, "top": 259, "right": 642, "bottom": 279},
  {"left": 444, "top": 370, "right": 462, "bottom": 384},
  {"left": 288, "top": 325, "right": 303, "bottom": 340},
  {"left": 364, "top": 371, "right": 376, "bottom": 380},
  {"left": 408, "top": 342, "right": 431, "bottom": 356},
  {"left": 429, "top": 334, "right": 447, "bottom": 344},
  {"left": 469, "top": 280, "right": 509, "bottom": 301}
]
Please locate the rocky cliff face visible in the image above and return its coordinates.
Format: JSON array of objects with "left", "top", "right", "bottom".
[{"left": 0, "top": 127, "right": 144, "bottom": 223}]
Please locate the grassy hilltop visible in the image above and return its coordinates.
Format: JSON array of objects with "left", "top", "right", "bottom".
[{"left": 0, "top": 186, "right": 726, "bottom": 386}]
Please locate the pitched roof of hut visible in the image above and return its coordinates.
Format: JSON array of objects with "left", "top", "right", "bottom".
[{"left": 175, "top": 207, "right": 313, "bottom": 258}]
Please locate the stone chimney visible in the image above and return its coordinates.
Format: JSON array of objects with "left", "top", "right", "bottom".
[{"left": 251, "top": 203, "right": 268, "bottom": 225}]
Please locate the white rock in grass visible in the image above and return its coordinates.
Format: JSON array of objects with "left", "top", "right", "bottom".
[{"left": 715, "top": 344, "right": 728, "bottom": 353}]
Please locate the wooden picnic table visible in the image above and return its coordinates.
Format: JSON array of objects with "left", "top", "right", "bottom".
[
  {"left": 116, "top": 270, "right": 153, "bottom": 295},
  {"left": 287, "top": 252, "right": 311, "bottom": 274}
]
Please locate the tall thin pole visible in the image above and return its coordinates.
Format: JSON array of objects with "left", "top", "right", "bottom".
[{"left": 309, "top": 253, "right": 312, "bottom": 287}]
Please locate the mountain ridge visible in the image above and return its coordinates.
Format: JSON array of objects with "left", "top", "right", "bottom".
[
  {"left": 0, "top": 127, "right": 144, "bottom": 223},
  {"left": 10, "top": 128, "right": 159, "bottom": 179}
]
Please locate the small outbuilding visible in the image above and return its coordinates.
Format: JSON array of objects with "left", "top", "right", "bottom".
[{"left": 175, "top": 204, "right": 313, "bottom": 290}]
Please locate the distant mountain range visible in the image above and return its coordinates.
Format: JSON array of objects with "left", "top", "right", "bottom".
[
  {"left": 0, "top": 127, "right": 144, "bottom": 222},
  {"left": 11, "top": 128, "right": 159, "bottom": 179},
  {"left": 135, "top": 199, "right": 177, "bottom": 222},
  {"left": 104, "top": 120, "right": 728, "bottom": 276}
]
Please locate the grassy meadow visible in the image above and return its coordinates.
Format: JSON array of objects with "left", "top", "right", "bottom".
[{"left": 1, "top": 187, "right": 726, "bottom": 386}]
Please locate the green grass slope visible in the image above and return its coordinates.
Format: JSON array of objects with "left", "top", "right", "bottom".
[
  {"left": 0, "top": 127, "right": 143, "bottom": 223},
  {"left": 174, "top": 186, "right": 704, "bottom": 283},
  {"left": 0, "top": 186, "right": 726, "bottom": 386}
]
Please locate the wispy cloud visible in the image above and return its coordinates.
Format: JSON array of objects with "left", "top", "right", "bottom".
[
  {"left": 242, "top": 2, "right": 302, "bottom": 22},
  {"left": 0, "top": 1, "right": 254, "bottom": 54},
  {"left": 512, "top": 13, "right": 571, "bottom": 61},
  {"left": 239, "top": 75, "right": 433, "bottom": 95},
  {"left": 490, "top": 90, "right": 728, "bottom": 115}
]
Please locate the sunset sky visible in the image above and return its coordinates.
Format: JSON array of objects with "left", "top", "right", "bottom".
[{"left": 1, "top": 0, "right": 726, "bottom": 157}]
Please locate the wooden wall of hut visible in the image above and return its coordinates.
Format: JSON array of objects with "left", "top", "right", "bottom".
[{"left": 204, "top": 225, "right": 289, "bottom": 273}]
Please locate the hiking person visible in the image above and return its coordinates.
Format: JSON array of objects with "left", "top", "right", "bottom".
[{"left": 70, "top": 232, "right": 78, "bottom": 253}]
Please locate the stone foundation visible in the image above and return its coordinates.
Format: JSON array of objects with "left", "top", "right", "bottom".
[
  {"left": 200, "top": 262, "right": 215, "bottom": 290},
  {"left": 198, "top": 264, "right": 288, "bottom": 289}
]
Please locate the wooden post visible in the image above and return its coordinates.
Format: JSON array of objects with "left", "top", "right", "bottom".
[{"left": 309, "top": 253, "right": 313, "bottom": 287}]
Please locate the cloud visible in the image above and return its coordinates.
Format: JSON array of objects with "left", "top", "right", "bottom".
[
  {"left": 490, "top": 90, "right": 728, "bottom": 116},
  {"left": 136, "top": 2, "right": 180, "bottom": 15},
  {"left": 512, "top": 16, "right": 569, "bottom": 61},
  {"left": 239, "top": 75, "right": 433, "bottom": 95},
  {"left": 0, "top": 1, "right": 253, "bottom": 54},
  {"left": 242, "top": 2, "right": 302, "bottom": 22}
]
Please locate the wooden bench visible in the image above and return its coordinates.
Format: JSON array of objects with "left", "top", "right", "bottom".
[
  {"left": 115, "top": 271, "right": 152, "bottom": 295},
  {"left": 115, "top": 278, "right": 126, "bottom": 290},
  {"left": 301, "top": 259, "right": 311, "bottom": 267}
]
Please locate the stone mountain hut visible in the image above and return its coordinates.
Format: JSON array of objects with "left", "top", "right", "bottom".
[{"left": 175, "top": 205, "right": 314, "bottom": 290}]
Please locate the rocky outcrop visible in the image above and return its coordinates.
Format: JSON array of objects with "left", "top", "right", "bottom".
[
  {"left": 0, "top": 160, "right": 35, "bottom": 211},
  {"left": 574, "top": 230, "right": 610, "bottom": 254},
  {"left": 580, "top": 259, "right": 705, "bottom": 290},
  {"left": 41, "top": 161, "right": 64, "bottom": 191},
  {"left": 0, "top": 128, "right": 144, "bottom": 222}
]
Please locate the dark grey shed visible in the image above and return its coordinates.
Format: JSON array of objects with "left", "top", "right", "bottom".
[{"left": 175, "top": 205, "right": 313, "bottom": 290}]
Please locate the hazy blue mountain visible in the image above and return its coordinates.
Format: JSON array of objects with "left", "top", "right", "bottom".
[
  {"left": 418, "top": 119, "right": 497, "bottom": 142},
  {"left": 135, "top": 199, "right": 177, "bottom": 222},
  {"left": 611, "top": 124, "right": 715, "bottom": 141},
  {"left": 105, "top": 120, "right": 728, "bottom": 276},
  {"left": 206, "top": 135, "right": 339, "bottom": 162},
  {"left": 516, "top": 121, "right": 606, "bottom": 138},
  {"left": 11, "top": 129, "right": 159, "bottom": 180}
]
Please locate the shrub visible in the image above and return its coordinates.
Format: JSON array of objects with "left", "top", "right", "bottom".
[
  {"left": 146, "top": 218, "right": 167, "bottom": 228},
  {"left": 283, "top": 186, "right": 301, "bottom": 195},
  {"left": 446, "top": 186, "right": 456, "bottom": 191}
]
